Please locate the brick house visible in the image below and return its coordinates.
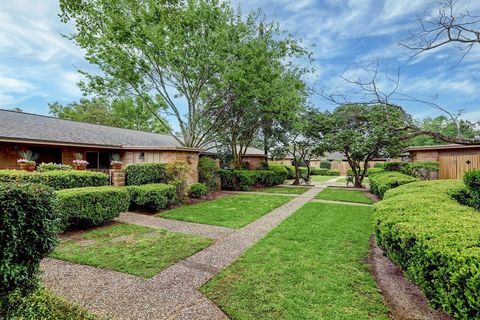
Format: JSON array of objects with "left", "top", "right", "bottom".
[
  {"left": 0, "top": 109, "right": 202, "bottom": 183},
  {"left": 405, "top": 144, "right": 480, "bottom": 179},
  {"left": 202, "top": 146, "right": 267, "bottom": 169}
]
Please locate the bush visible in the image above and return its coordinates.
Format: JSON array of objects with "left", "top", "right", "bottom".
[
  {"left": 218, "top": 168, "right": 286, "bottom": 191},
  {"left": 36, "top": 162, "right": 72, "bottom": 172},
  {"left": 347, "top": 167, "right": 384, "bottom": 177},
  {"left": 0, "top": 183, "right": 60, "bottom": 314},
  {"left": 401, "top": 161, "right": 439, "bottom": 180},
  {"left": 320, "top": 161, "right": 332, "bottom": 169},
  {"left": 383, "top": 161, "right": 407, "bottom": 172},
  {"left": 55, "top": 186, "right": 129, "bottom": 228},
  {"left": 127, "top": 183, "right": 177, "bottom": 211},
  {"left": 369, "top": 171, "right": 416, "bottom": 198},
  {"left": 284, "top": 165, "right": 296, "bottom": 179},
  {"left": 125, "top": 163, "right": 168, "bottom": 186},
  {"left": 373, "top": 180, "right": 480, "bottom": 319},
  {"left": 460, "top": 170, "right": 480, "bottom": 210},
  {"left": 189, "top": 183, "right": 208, "bottom": 198},
  {"left": 0, "top": 170, "right": 108, "bottom": 190},
  {"left": 198, "top": 157, "right": 219, "bottom": 191},
  {"left": 311, "top": 168, "right": 340, "bottom": 176},
  {"left": 373, "top": 162, "right": 385, "bottom": 168}
]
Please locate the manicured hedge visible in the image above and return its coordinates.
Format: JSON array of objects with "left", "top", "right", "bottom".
[
  {"left": 319, "top": 161, "right": 331, "bottom": 169},
  {"left": 369, "top": 171, "right": 416, "bottom": 198},
  {"left": 55, "top": 186, "right": 130, "bottom": 228},
  {"left": 284, "top": 165, "right": 308, "bottom": 179},
  {"left": 457, "top": 170, "right": 480, "bottom": 210},
  {"left": 0, "top": 170, "right": 108, "bottom": 190},
  {"left": 125, "top": 163, "right": 168, "bottom": 186},
  {"left": 126, "top": 183, "right": 177, "bottom": 211},
  {"left": 311, "top": 168, "right": 340, "bottom": 176},
  {"left": 189, "top": 183, "right": 208, "bottom": 198},
  {"left": 401, "top": 161, "right": 439, "bottom": 180},
  {"left": 383, "top": 161, "right": 406, "bottom": 172},
  {"left": 347, "top": 167, "right": 384, "bottom": 177},
  {"left": 373, "top": 180, "right": 480, "bottom": 319},
  {"left": 218, "top": 168, "right": 287, "bottom": 191},
  {"left": 0, "top": 183, "right": 60, "bottom": 314},
  {"left": 198, "top": 157, "right": 219, "bottom": 191}
]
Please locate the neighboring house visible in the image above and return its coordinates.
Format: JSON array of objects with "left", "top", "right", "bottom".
[
  {"left": 405, "top": 144, "right": 480, "bottom": 179},
  {"left": 0, "top": 109, "right": 202, "bottom": 183},
  {"left": 202, "top": 146, "right": 267, "bottom": 169}
]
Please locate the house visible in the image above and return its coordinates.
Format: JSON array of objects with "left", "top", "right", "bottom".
[
  {"left": 202, "top": 146, "right": 267, "bottom": 169},
  {"left": 405, "top": 144, "right": 480, "bottom": 179},
  {"left": 0, "top": 109, "right": 202, "bottom": 183}
]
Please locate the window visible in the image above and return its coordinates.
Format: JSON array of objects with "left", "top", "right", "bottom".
[{"left": 86, "top": 151, "right": 113, "bottom": 169}]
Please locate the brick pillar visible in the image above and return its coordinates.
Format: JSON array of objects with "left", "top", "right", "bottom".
[{"left": 110, "top": 169, "right": 126, "bottom": 186}]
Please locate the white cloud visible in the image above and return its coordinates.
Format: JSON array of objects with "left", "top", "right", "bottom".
[{"left": 0, "top": 76, "right": 33, "bottom": 93}]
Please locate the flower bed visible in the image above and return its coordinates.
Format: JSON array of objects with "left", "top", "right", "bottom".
[{"left": 373, "top": 180, "right": 480, "bottom": 319}]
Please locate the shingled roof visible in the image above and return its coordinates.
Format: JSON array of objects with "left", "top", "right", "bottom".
[{"left": 0, "top": 109, "right": 196, "bottom": 150}]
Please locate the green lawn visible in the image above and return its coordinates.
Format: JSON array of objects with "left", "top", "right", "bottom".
[
  {"left": 315, "top": 188, "right": 374, "bottom": 204},
  {"left": 336, "top": 177, "right": 369, "bottom": 185},
  {"left": 51, "top": 223, "right": 212, "bottom": 278},
  {"left": 310, "top": 175, "right": 335, "bottom": 182},
  {"left": 254, "top": 186, "right": 310, "bottom": 195},
  {"left": 159, "top": 194, "right": 291, "bottom": 228},
  {"left": 202, "top": 203, "right": 388, "bottom": 320}
]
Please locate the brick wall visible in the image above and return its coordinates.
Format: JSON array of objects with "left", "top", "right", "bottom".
[{"left": 242, "top": 156, "right": 264, "bottom": 169}]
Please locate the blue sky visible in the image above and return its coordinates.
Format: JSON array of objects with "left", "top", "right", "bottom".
[{"left": 1, "top": 0, "right": 479, "bottom": 124}]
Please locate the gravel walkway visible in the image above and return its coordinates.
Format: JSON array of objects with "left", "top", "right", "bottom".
[
  {"left": 115, "top": 212, "right": 234, "bottom": 240},
  {"left": 42, "top": 178, "right": 336, "bottom": 320}
]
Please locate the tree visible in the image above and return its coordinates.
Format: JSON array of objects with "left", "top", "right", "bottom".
[
  {"left": 49, "top": 96, "right": 170, "bottom": 133},
  {"left": 408, "top": 115, "right": 479, "bottom": 146},
  {"left": 309, "top": 104, "right": 408, "bottom": 188},
  {"left": 59, "top": 0, "right": 245, "bottom": 148}
]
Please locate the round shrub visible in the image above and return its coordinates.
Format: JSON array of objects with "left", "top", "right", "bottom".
[
  {"left": 55, "top": 186, "right": 130, "bottom": 228},
  {"left": 125, "top": 163, "right": 168, "bottom": 186},
  {"left": 126, "top": 183, "right": 178, "bottom": 211},
  {"left": 198, "top": 157, "right": 219, "bottom": 190},
  {"left": 0, "top": 183, "right": 60, "bottom": 314},
  {"left": 189, "top": 183, "right": 208, "bottom": 198}
]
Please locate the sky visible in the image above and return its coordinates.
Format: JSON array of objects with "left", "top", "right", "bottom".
[{"left": 1, "top": 0, "right": 480, "bottom": 125}]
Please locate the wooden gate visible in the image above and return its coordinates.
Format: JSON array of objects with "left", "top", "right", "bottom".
[{"left": 439, "top": 154, "right": 480, "bottom": 179}]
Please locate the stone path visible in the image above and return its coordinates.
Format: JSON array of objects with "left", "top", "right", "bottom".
[{"left": 41, "top": 178, "right": 337, "bottom": 320}]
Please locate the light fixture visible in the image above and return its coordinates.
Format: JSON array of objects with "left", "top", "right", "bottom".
[{"left": 187, "top": 155, "right": 193, "bottom": 164}]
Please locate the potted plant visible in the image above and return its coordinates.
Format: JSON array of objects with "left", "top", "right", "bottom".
[
  {"left": 72, "top": 153, "right": 89, "bottom": 170},
  {"left": 110, "top": 153, "right": 123, "bottom": 170},
  {"left": 17, "top": 150, "right": 39, "bottom": 171}
]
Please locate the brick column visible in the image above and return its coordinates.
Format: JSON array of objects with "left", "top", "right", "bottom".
[{"left": 110, "top": 169, "right": 126, "bottom": 186}]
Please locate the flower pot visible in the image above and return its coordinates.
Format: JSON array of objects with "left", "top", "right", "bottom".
[
  {"left": 111, "top": 163, "right": 123, "bottom": 170},
  {"left": 74, "top": 164, "right": 87, "bottom": 171},
  {"left": 19, "top": 162, "right": 36, "bottom": 171}
]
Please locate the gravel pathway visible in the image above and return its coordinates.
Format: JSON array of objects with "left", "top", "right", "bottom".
[
  {"left": 42, "top": 178, "right": 336, "bottom": 320},
  {"left": 115, "top": 212, "right": 234, "bottom": 240}
]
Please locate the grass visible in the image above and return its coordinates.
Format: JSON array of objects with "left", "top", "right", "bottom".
[
  {"left": 315, "top": 188, "right": 374, "bottom": 204},
  {"left": 253, "top": 186, "right": 310, "bottom": 195},
  {"left": 51, "top": 223, "right": 212, "bottom": 278},
  {"left": 336, "top": 177, "right": 369, "bottom": 185},
  {"left": 310, "top": 175, "right": 336, "bottom": 182},
  {"left": 202, "top": 202, "right": 388, "bottom": 320},
  {"left": 159, "top": 194, "right": 291, "bottom": 228}
]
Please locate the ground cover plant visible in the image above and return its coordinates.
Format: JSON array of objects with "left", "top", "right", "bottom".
[
  {"left": 51, "top": 223, "right": 212, "bottom": 278},
  {"left": 202, "top": 202, "right": 389, "bottom": 319},
  {"left": 254, "top": 186, "right": 310, "bottom": 195},
  {"left": 159, "top": 194, "right": 291, "bottom": 228},
  {"left": 0, "top": 170, "right": 108, "bottom": 190},
  {"left": 315, "top": 188, "right": 374, "bottom": 204},
  {"left": 374, "top": 180, "right": 480, "bottom": 319}
]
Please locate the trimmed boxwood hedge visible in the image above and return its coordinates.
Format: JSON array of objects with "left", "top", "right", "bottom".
[
  {"left": 373, "top": 180, "right": 480, "bottom": 319},
  {"left": 0, "top": 170, "right": 108, "bottom": 190},
  {"left": 310, "top": 168, "right": 340, "bottom": 176},
  {"left": 55, "top": 186, "right": 130, "bottom": 228},
  {"left": 0, "top": 183, "right": 60, "bottom": 314},
  {"left": 126, "top": 183, "right": 177, "bottom": 211},
  {"left": 125, "top": 163, "right": 168, "bottom": 186},
  {"left": 369, "top": 171, "right": 416, "bottom": 198},
  {"left": 218, "top": 168, "right": 287, "bottom": 191}
]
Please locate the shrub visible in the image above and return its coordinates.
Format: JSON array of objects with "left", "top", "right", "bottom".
[
  {"left": 383, "top": 161, "right": 407, "bottom": 172},
  {"left": 0, "top": 183, "right": 60, "bottom": 314},
  {"left": 401, "top": 161, "right": 439, "bottom": 180},
  {"left": 36, "top": 162, "right": 72, "bottom": 172},
  {"left": 0, "top": 170, "right": 108, "bottom": 190},
  {"left": 198, "top": 157, "right": 219, "bottom": 191},
  {"left": 218, "top": 168, "right": 286, "bottom": 191},
  {"left": 373, "top": 180, "right": 480, "bottom": 319},
  {"left": 373, "top": 162, "right": 385, "bottom": 168},
  {"left": 311, "top": 168, "right": 340, "bottom": 176},
  {"left": 55, "top": 186, "right": 129, "bottom": 228},
  {"left": 460, "top": 170, "right": 480, "bottom": 209},
  {"left": 369, "top": 171, "right": 416, "bottom": 198},
  {"left": 125, "top": 163, "right": 168, "bottom": 186},
  {"left": 320, "top": 161, "right": 331, "bottom": 169},
  {"left": 189, "top": 183, "right": 208, "bottom": 198},
  {"left": 347, "top": 167, "right": 384, "bottom": 177},
  {"left": 284, "top": 165, "right": 296, "bottom": 179},
  {"left": 127, "top": 183, "right": 177, "bottom": 211}
]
